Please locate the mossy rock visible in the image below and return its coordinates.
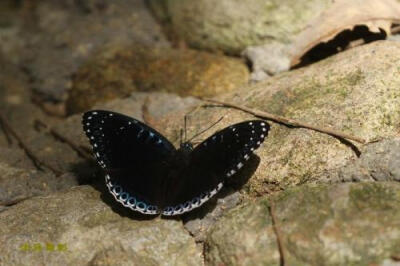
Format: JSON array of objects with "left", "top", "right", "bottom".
[
  {"left": 206, "top": 182, "right": 400, "bottom": 265},
  {"left": 160, "top": 41, "right": 400, "bottom": 194},
  {"left": 149, "top": 0, "right": 333, "bottom": 54},
  {"left": 0, "top": 186, "right": 202, "bottom": 265}
]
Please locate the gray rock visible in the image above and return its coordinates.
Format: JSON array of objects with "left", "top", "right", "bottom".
[
  {"left": 0, "top": 55, "right": 88, "bottom": 177},
  {"left": 184, "top": 189, "right": 241, "bottom": 242},
  {"left": 149, "top": 0, "right": 333, "bottom": 54},
  {"left": 8, "top": 0, "right": 170, "bottom": 102},
  {"left": 0, "top": 162, "right": 78, "bottom": 207},
  {"left": 242, "top": 42, "right": 291, "bottom": 81},
  {"left": 317, "top": 138, "right": 400, "bottom": 183},
  {"left": 0, "top": 147, "right": 36, "bottom": 170},
  {"left": 0, "top": 186, "right": 203, "bottom": 266},
  {"left": 206, "top": 182, "right": 400, "bottom": 265}
]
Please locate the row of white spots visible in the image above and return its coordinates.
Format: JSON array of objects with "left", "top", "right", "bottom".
[
  {"left": 105, "top": 174, "right": 159, "bottom": 215},
  {"left": 226, "top": 154, "right": 249, "bottom": 177},
  {"left": 225, "top": 121, "right": 268, "bottom": 178},
  {"left": 162, "top": 182, "right": 224, "bottom": 216},
  {"left": 83, "top": 111, "right": 108, "bottom": 169}
]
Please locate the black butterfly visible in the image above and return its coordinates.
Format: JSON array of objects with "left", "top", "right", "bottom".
[{"left": 82, "top": 110, "right": 270, "bottom": 216}]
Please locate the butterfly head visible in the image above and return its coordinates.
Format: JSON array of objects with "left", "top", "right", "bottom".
[{"left": 179, "top": 142, "right": 194, "bottom": 154}]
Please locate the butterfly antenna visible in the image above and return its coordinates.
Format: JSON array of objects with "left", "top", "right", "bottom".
[
  {"left": 184, "top": 114, "right": 188, "bottom": 143},
  {"left": 187, "top": 116, "right": 224, "bottom": 143},
  {"left": 180, "top": 128, "right": 184, "bottom": 146}
]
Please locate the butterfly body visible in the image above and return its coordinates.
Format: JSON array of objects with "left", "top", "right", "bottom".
[{"left": 82, "top": 110, "right": 270, "bottom": 216}]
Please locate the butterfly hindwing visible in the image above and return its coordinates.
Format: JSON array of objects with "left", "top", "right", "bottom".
[
  {"left": 162, "top": 120, "right": 270, "bottom": 215},
  {"left": 82, "top": 110, "right": 176, "bottom": 214}
]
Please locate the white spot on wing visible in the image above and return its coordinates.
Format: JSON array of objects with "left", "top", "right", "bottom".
[
  {"left": 162, "top": 182, "right": 224, "bottom": 216},
  {"left": 106, "top": 175, "right": 158, "bottom": 215}
]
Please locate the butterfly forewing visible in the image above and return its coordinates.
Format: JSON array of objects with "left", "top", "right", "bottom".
[
  {"left": 82, "top": 110, "right": 176, "bottom": 214},
  {"left": 162, "top": 120, "right": 270, "bottom": 216}
]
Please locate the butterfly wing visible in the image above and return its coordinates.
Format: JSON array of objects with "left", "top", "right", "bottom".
[
  {"left": 82, "top": 110, "right": 176, "bottom": 215},
  {"left": 162, "top": 120, "right": 270, "bottom": 216}
]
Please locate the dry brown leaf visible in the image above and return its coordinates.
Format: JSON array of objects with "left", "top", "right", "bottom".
[{"left": 289, "top": 0, "right": 400, "bottom": 67}]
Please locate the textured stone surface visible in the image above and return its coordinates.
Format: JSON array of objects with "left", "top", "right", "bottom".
[
  {"left": 0, "top": 54, "right": 55, "bottom": 145},
  {"left": 0, "top": 186, "right": 203, "bottom": 266},
  {"left": 149, "top": 0, "right": 333, "bottom": 54},
  {"left": 206, "top": 182, "right": 400, "bottom": 265},
  {"left": 66, "top": 46, "right": 248, "bottom": 114},
  {"left": 160, "top": 41, "right": 400, "bottom": 195},
  {"left": 183, "top": 189, "right": 241, "bottom": 242},
  {"left": 316, "top": 137, "right": 400, "bottom": 183},
  {"left": 0, "top": 54, "right": 89, "bottom": 179},
  {"left": 0, "top": 162, "right": 77, "bottom": 206},
  {"left": 242, "top": 42, "right": 291, "bottom": 81},
  {"left": 1, "top": 0, "right": 169, "bottom": 102}
]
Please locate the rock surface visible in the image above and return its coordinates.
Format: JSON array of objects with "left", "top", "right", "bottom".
[
  {"left": 66, "top": 46, "right": 248, "bottom": 114},
  {"left": 317, "top": 137, "right": 400, "bottom": 183},
  {"left": 160, "top": 41, "right": 400, "bottom": 195},
  {"left": 1, "top": 1, "right": 400, "bottom": 264},
  {"left": 0, "top": 162, "right": 77, "bottom": 207},
  {"left": 149, "top": 0, "right": 333, "bottom": 54},
  {"left": 0, "top": 0, "right": 170, "bottom": 103},
  {"left": 0, "top": 186, "right": 203, "bottom": 266},
  {"left": 206, "top": 182, "right": 400, "bottom": 265}
]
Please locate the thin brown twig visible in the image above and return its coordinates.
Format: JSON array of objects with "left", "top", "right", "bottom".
[
  {"left": 199, "top": 97, "right": 366, "bottom": 144},
  {"left": 0, "top": 113, "right": 62, "bottom": 176},
  {"left": 269, "top": 201, "right": 286, "bottom": 266},
  {"left": 34, "top": 119, "right": 92, "bottom": 161}
]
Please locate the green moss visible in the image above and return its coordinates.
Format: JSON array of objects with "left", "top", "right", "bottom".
[
  {"left": 265, "top": 69, "right": 365, "bottom": 118},
  {"left": 349, "top": 183, "right": 400, "bottom": 211},
  {"left": 343, "top": 68, "right": 364, "bottom": 87},
  {"left": 274, "top": 185, "right": 332, "bottom": 231}
]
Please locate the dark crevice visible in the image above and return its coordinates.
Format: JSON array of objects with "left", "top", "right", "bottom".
[{"left": 293, "top": 25, "right": 387, "bottom": 69}]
